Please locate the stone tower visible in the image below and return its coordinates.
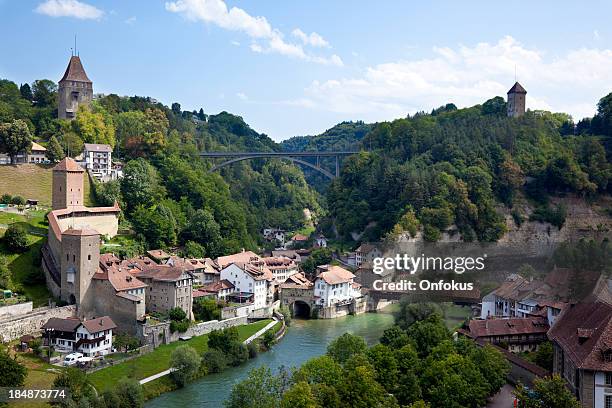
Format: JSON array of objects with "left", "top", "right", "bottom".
[
  {"left": 58, "top": 55, "right": 93, "bottom": 120},
  {"left": 59, "top": 229, "right": 100, "bottom": 315},
  {"left": 507, "top": 82, "right": 527, "bottom": 118},
  {"left": 52, "top": 158, "right": 85, "bottom": 210}
]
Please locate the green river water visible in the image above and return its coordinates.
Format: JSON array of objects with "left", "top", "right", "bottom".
[{"left": 145, "top": 308, "right": 396, "bottom": 407}]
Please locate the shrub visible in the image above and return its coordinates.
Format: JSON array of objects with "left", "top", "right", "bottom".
[
  {"left": 261, "top": 330, "right": 276, "bottom": 350},
  {"left": 4, "top": 224, "right": 29, "bottom": 252},
  {"left": 170, "top": 320, "right": 189, "bottom": 333},
  {"left": 10, "top": 196, "right": 25, "bottom": 206},
  {"left": 0, "top": 194, "right": 11, "bottom": 204},
  {"left": 247, "top": 340, "right": 259, "bottom": 358},
  {"left": 170, "top": 345, "right": 200, "bottom": 387},
  {"left": 278, "top": 307, "right": 292, "bottom": 327},
  {"left": 168, "top": 307, "right": 187, "bottom": 322},
  {"left": 202, "top": 349, "right": 227, "bottom": 373},
  {"left": 226, "top": 342, "right": 249, "bottom": 366},
  {"left": 530, "top": 204, "right": 566, "bottom": 228}
]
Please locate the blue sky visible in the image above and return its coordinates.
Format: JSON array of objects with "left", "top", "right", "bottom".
[{"left": 1, "top": 0, "right": 612, "bottom": 140}]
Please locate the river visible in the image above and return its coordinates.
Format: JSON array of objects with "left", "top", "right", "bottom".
[{"left": 146, "top": 308, "right": 396, "bottom": 407}]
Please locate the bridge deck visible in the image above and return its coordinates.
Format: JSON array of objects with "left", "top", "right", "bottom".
[{"left": 200, "top": 151, "right": 359, "bottom": 158}]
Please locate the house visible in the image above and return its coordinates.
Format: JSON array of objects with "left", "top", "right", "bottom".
[
  {"left": 548, "top": 299, "right": 612, "bottom": 408},
  {"left": 216, "top": 250, "right": 261, "bottom": 269},
  {"left": 42, "top": 316, "right": 116, "bottom": 357},
  {"left": 167, "top": 256, "right": 220, "bottom": 285},
  {"left": 220, "top": 262, "right": 273, "bottom": 309},
  {"left": 146, "top": 249, "right": 171, "bottom": 264},
  {"left": 83, "top": 143, "right": 113, "bottom": 179},
  {"left": 313, "top": 265, "right": 362, "bottom": 307},
  {"left": 271, "top": 249, "right": 302, "bottom": 264},
  {"left": 0, "top": 141, "right": 48, "bottom": 165},
  {"left": 262, "top": 228, "right": 286, "bottom": 246},
  {"left": 193, "top": 279, "right": 235, "bottom": 301},
  {"left": 287, "top": 233, "right": 308, "bottom": 248},
  {"left": 355, "top": 243, "right": 382, "bottom": 267},
  {"left": 126, "top": 257, "right": 194, "bottom": 319},
  {"left": 460, "top": 317, "right": 549, "bottom": 353},
  {"left": 261, "top": 256, "right": 298, "bottom": 283},
  {"left": 314, "top": 233, "right": 328, "bottom": 248}
]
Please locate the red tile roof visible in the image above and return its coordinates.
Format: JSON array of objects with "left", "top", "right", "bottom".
[
  {"left": 53, "top": 157, "right": 84, "bottom": 172},
  {"left": 316, "top": 265, "right": 355, "bottom": 285},
  {"left": 82, "top": 316, "right": 116, "bottom": 333},
  {"left": 59, "top": 56, "right": 92, "bottom": 83},
  {"left": 217, "top": 251, "right": 260, "bottom": 268},
  {"left": 548, "top": 301, "right": 612, "bottom": 371},
  {"left": 468, "top": 317, "right": 549, "bottom": 338}
]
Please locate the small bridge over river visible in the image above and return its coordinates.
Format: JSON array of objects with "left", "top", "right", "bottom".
[{"left": 200, "top": 151, "right": 359, "bottom": 179}]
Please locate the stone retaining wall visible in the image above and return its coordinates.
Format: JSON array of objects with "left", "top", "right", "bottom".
[
  {"left": 139, "top": 316, "right": 249, "bottom": 347},
  {"left": 0, "top": 301, "right": 33, "bottom": 319},
  {"left": 0, "top": 305, "right": 76, "bottom": 342}
]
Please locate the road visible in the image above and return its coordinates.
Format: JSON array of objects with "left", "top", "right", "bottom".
[{"left": 487, "top": 384, "right": 516, "bottom": 408}]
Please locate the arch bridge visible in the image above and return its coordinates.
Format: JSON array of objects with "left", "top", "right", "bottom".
[{"left": 200, "top": 151, "right": 359, "bottom": 179}]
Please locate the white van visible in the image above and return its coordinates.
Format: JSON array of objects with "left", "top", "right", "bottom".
[{"left": 63, "top": 352, "right": 84, "bottom": 366}]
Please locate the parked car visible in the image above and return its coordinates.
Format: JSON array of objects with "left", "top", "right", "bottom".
[{"left": 63, "top": 352, "right": 84, "bottom": 366}]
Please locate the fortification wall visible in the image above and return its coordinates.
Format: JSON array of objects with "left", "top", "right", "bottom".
[
  {"left": 56, "top": 213, "right": 119, "bottom": 238},
  {"left": 0, "top": 305, "right": 76, "bottom": 342}
]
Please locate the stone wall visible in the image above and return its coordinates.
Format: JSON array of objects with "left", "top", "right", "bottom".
[
  {"left": 0, "top": 305, "right": 76, "bottom": 342},
  {"left": 0, "top": 301, "right": 33, "bottom": 319},
  {"left": 138, "top": 316, "right": 249, "bottom": 347}
]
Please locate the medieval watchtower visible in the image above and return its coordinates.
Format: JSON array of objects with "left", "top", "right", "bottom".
[
  {"left": 52, "top": 157, "right": 85, "bottom": 210},
  {"left": 58, "top": 55, "right": 93, "bottom": 120},
  {"left": 59, "top": 228, "right": 100, "bottom": 315},
  {"left": 507, "top": 82, "right": 527, "bottom": 118}
]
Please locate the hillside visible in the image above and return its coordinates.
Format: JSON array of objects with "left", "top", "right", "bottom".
[{"left": 0, "top": 164, "right": 95, "bottom": 206}]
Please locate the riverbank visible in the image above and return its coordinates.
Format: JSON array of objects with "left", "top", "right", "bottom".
[
  {"left": 88, "top": 319, "right": 274, "bottom": 395},
  {"left": 146, "top": 308, "right": 398, "bottom": 407}
]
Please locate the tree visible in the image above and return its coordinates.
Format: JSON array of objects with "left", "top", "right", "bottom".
[
  {"left": 53, "top": 367, "right": 96, "bottom": 407},
  {"left": 0, "top": 194, "right": 11, "bottom": 204},
  {"left": 225, "top": 366, "right": 285, "bottom": 408},
  {"left": 202, "top": 349, "right": 227, "bottom": 373},
  {"left": 293, "top": 355, "right": 343, "bottom": 388},
  {"left": 182, "top": 240, "right": 205, "bottom": 258},
  {"left": 114, "top": 377, "right": 145, "bottom": 408},
  {"left": 131, "top": 204, "right": 177, "bottom": 248},
  {"left": 114, "top": 333, "right": 140, "bottom": 353},
  {"left": 366, "top": 344, "right": 399, "bottom": 392},
  {"left": 0, "top": 348, "right": 27, "bottom": 387},
  {"left": 208, "top": 327, "right": 240, "bottom": 353},
  {"left": 514, "top": 375, "right": 580, "bottom": 408},
  {"left": 46, "top": 135, "right": 65, "bottom": 163},
  {"left": 171, "top": 102, "right": 181, "bottom": 115},
  {"left": 379, "top": 325, "right": 410, "bottom": 349},
  {"left": 72, "top": 105, "right": 116, "bottom": 148},
  {"left": 0, "top": 119, "right": 32, "bottom": 163},
  {"left": 120, "top": 158, "right": 165, "bottom": 213},
  {"left": 19, "top": 83, "right": 33, "bottom": 101},
  {"left": 395, "top": 301, "right": 442, "bottom": 330},
  {"left": 183, "top": 209, "right": 222, "bottom": 257},
  {"left": 280, "top": 381, "right": 319, "bottom": 408},
  {"left": 336, "top": 365, "right": 399, "bottom": 408},
  {"left": 94, "top": 180, "right": 122, "bottom": 207},
  {"left": 4, "top": 224, "right": 29, "bottom": 252},
  {"left": 32, "top": 79, "right": 57, "bottom": 107},
  {"left": 169, "top": 307, "right": 187, "bottom": 322},
  {"left": 326, "top": 333, "right": 367, "bottom": 364},
  {"left": 11, "top": 195, "right": 25, "bottom": 205},
  {"left": 533, "top": 341, "right": 554, "bottom": 371},
  {"left": 406, "top": 315, "right": 450, "bottom": 358},
  {"left": 193, "top": 297, "right": 221, "bottom": 322},
  {"left": 301, "top": 248, "right": 332, "bottom": 277},
  {"left": 170, "top": 345, "right": 200, "bottom": 387}
]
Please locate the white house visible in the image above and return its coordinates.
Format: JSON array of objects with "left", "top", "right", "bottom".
[
  {"left": 83, "top": 143, "right": 112, "bottom": 179},
  {"left": 314, "top": 234, "right": 328, "bottom": 248},
  {"left": 313, "top": 265, "right": 362, "bottom": 307},
  {"left": 220, "top": 262, "right": 273, "bottom": 309},
  {"left": 355, "top": 243, "right": 382, "bottom": 267},
  {"left": 42, "top": 316, "right": 116, "bottom": 357},
  {"left": 0, "top": 141, "right": 48, "bottom": 165},
  {"left": 262, "top": 256, "right": 298, "bottom": 283}
]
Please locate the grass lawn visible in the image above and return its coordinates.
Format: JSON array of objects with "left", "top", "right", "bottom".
[
  {"left": 88, "top": 319, "right": 273, "bottom": 392},
  {"left": 15, "top": 353, "right": 58, "bottom": 408},
  {"left": 441, "top": 303, "right": 473, "bottom": 329},
  {"left": 0, "top": 163, "right": 95, "bottom": 206}
]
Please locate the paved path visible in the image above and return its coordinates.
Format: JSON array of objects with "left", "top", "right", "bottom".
[
  {"left": 140, "top": 368, "right": 176, "bottom": 384},
  {"left": 137, "top": 318, "right": 279, "bottom": 384},
  {"left": 486, "top": 384, "right": 516, "bottom": 408}
]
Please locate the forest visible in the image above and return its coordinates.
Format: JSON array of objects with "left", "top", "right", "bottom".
[{"left": 1, "top": 77, "right": 611, "bottom": 254}]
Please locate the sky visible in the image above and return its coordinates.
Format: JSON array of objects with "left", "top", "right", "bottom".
[{"left": 1, "top": 1, "right": 612, "bottom": 141}]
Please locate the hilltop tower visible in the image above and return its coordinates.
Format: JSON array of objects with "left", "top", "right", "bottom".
[
  {"left": 507, "top": 82, "right": 527, "bottom": 118},
  {"left": 59, "top": 228, "right": 100, "bottom": 314},
  {"left": 52, "top": 157, "right": 85, "bottom": 210},
  {"left": 58, "top": 55, "right": 93, "bottom": 120}
]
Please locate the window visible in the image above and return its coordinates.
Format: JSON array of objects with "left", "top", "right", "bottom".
[
  {"left": 606, "top": 395, "right": 612, "bottom": 408},
  {"left": 606, "top": 373, "right": 612, "bottom": 386}
]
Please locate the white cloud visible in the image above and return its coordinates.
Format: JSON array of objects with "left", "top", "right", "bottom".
[
  {"left": 236, "top": 92, "right": 248, "bottom": 101},
  {"left": 125, "top": 16, "right": 136, "bottom": 25},
  {"left": 35, "top": 0, "right": 103, "bottom": 20},
  {"left": 165, "top": 0, "right": 341, "bottom": 65},
  {"left": 291, "top": 36, "right": 612, "bottom": 121},
  {"left": 231, "top": 40, "right": 240, "bottom": 46},
  {"left": 291, "top": 29, "right": 330, "bottom": 48}
]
